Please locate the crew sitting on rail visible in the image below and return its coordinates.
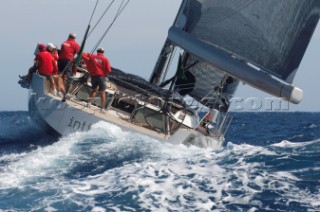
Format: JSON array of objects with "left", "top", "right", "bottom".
[{"left": 34, "top": 43, "right": 56, "bottom": 95}]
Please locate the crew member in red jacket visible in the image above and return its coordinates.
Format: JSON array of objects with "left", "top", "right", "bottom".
[
  {"left": 58, "top": 32, "right": 80, "bottom": 99},
  {"left": 35, "top": 43, "right": 56, "bottom": 95},
  {"left": 82, "top": 47, "right": 112, "bottom": 113},
  {"left": 47, "top": 43, "right": 62, "bottom": 97}
]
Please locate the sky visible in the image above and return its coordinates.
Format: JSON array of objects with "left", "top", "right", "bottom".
[{"left": 0, "top": 0, "right": 319, "bottom": 112}]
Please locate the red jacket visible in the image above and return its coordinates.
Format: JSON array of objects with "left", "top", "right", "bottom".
[
  {"left": 35, "top": 51, "right": 55, "bottom": 75},
  {"left": 59, "top": 38, "right": 80, "bottom": 61},
  {"left": 82, "top": 52, "right": 111, "bottom": 77},
  {"left": 51, "top": 50, "right": 59, "bottom": 75}
]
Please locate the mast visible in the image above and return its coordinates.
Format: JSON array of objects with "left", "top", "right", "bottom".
[
  {"left": 149, "top": 39, "right": 174, "bottom": 85},
  {"left": 149, "top": 0, "right": 189, "bottom": 86}
]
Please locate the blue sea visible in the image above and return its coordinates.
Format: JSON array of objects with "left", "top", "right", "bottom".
[{"left": 0, "top": 111, "right": 319, "bottom": 211}]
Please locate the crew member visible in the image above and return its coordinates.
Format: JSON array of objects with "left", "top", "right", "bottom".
[
  {"left": 35, "top": 43, "right": 56, "bottom": 95},
  {"left": 82, "top": 47, "right": 112, "bottom": 113},
  {"left": 58, "top": 32, "right": 80, "bottom": 100},
  {"left": 47, "top": 43, "right": 62, "bottom": 97}
]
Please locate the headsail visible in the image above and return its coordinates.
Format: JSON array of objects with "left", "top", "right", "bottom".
[{"left": 162, "top": 0, "right": 320, "bottom": 104}]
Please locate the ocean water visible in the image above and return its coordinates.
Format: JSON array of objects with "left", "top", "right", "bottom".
[{"left": 0, "top": 111, "right": 319, "bottom": 211}]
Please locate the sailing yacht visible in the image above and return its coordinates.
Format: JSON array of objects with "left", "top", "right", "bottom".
[{"left": 19, "top": 0, "right": 320, "bottom": 148}]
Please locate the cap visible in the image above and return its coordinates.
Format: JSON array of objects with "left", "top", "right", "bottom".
[
  {"left": 97, "top": 47, "right": 104, "bottom": 53},
  {"left": 47, "top": 43, "right": 55, "bottom": 49},
  {"left": 69, "top": 32, "right": 76, "bottom": 39},
  {"left": 38, "top": 43, "right": 46, "bottom": 51}
]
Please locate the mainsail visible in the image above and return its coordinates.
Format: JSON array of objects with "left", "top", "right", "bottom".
[{"left": 151, "top": 0, "right": 320, "bottom": 106}]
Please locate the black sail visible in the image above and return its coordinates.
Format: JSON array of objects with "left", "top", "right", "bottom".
[{"left": 166, "top": 0, "right": 320, "bottom": 104}]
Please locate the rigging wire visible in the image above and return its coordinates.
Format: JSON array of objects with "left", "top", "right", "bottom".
[
  {"left": 88, "top": 0, "right": 100, "bottom": 26},
  {"left": 91, "top": 0, "right": 130, "bottom": 53},
  {"left": 92, "top": 0, "right": 129, "bottom": 52},
  {"left": 72, "top": 0, "right": 100, "bottom": 66},
  {"left": 87, "top": 0, "right": 116, "bottom": 38}
]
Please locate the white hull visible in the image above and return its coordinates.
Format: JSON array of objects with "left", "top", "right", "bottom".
[{"left": 28, "top": 74, "right": 224, "bottom": 149}]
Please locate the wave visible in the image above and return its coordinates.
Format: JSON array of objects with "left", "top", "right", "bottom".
[
  {"left": 0, "top": 112, "right": 56, "bottom": 154},
  {"left": 0, "top": 118, "right": 319, "bottom": 211}
]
